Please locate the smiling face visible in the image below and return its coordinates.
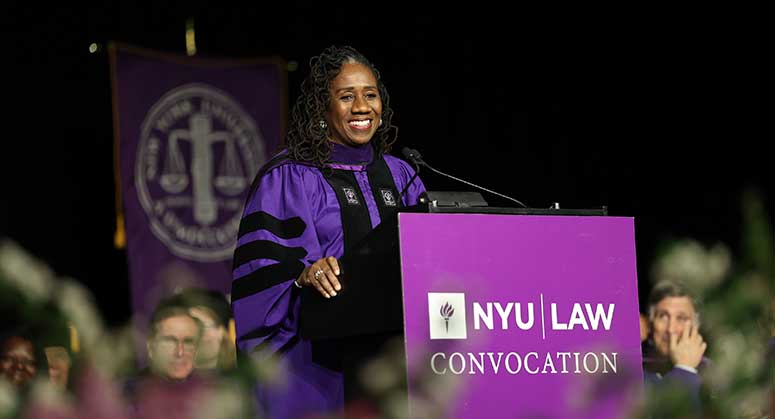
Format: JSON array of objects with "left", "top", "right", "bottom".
[
  {"left": 324, "top": 61, "right": 382, "bottom": 147},
  {"left": 0, "top": 336, "right": 37, "bottom": 387}
]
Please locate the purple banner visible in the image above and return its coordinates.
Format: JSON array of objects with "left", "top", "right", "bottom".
[
  {"left": 398, "top": 213, "right": 643, "bottom": 419},
  {"left": 110, "top": 44, "right": 285, "bottom": 317}
]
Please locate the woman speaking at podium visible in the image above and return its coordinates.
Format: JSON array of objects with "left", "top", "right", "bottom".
[{"left": 231, "top": 45, "right": 426, "bottom": 419}]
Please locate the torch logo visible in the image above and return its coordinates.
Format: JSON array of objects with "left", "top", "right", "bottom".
[
  {"left": 440, "top": 302, "right": 454, "bottom": 333},
  {"left": 428, "top": 293, "right": 467, "bottom": 340}
]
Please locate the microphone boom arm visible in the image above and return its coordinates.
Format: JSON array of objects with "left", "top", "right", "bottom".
[
  {"left": 398, "top": 163, "right": 420, "bottom": 199},
  {"left": 422, "top": 161, "right": 527, "bottom": 208}
]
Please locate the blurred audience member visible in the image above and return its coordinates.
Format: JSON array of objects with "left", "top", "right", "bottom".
[
  {"left": 145, "top": 301, "right": 203, "bottom": 381},
  {"left": 37, "top": 306, "right": 75, "bottom": 391},
  {"left": 642, "top": 280, "right": 709, "bottom": 412},
  {"left": 124, "top": 296, "right": 211, "bottom": 419},
  {"left": 123, "top": 297, "right": 203, "bottom": 396},
  {"left": 124, "top": 294, "right": 255, "bottom": 419},
  {"left": 0, "top": 332, "right": 41, "bottom": 389},
  {"left": 44, "top": 345, "right": 71, "bottom": 389},
  {"left": 175, "top": 288, "right": 236, "bottom": 373},
  {"left": 639, "top": 312, "right": 650, "bottom": 342}
]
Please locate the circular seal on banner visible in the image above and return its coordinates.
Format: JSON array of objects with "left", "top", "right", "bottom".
[{"left": 136, "top": 83, "right": 267, "bottom": 262}]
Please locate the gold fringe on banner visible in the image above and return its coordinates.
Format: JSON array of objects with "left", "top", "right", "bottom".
[
  {"left": 114, "top": 213, "right": 126, "bottom": 248},
  {"left": 109, "top": 42, "right": 126, "bottom": 250},
  {"left": 185, "top": 18, "right": 196, "bottom": 56},
  {"left": 68, "top": 323, "right": 80, "bottom": 353},
  {"left": 228, "top": 318, "right": 236, "bottom": 344}
]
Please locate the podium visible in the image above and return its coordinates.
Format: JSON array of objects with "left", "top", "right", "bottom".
[
  {"left": 300, "top": 192, "right": 608, "bottom": 339},
  {"left": 299, "top": 193, "right": 642, "bottom": 419}
]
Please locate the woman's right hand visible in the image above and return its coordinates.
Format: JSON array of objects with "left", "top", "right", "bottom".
[{"left": 296, "top": 256, "right": 341, "bottom": 298}]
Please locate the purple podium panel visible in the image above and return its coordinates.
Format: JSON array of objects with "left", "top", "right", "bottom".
[{"left": 398, "top": 213, "right": 643, "bottom": 419}]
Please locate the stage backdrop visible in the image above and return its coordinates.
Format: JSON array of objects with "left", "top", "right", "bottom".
[
  {"left": 399, "top": 213, "right": 643, "bottom": 419},
  {"left": 110, "top": 43, "right": 285, "bottom": 319}
]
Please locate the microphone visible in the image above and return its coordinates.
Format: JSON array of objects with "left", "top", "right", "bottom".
[
  {"left": 398, "top": 147, "right": 422, "bottom": 200},
  {"left": 402, "top": 147, "right": 424, "bottom": 165},
  {"left": 404, "top": 147, "right": 528, "bottom": 208}
]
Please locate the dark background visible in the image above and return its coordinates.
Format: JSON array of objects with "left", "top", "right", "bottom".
[{"left": 3, "top": 5, "right": 770, "bottom": 326}]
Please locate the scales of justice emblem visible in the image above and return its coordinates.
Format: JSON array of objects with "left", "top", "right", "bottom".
[{"left": 135, "top": 83, "right": 266, "bottom": 262}]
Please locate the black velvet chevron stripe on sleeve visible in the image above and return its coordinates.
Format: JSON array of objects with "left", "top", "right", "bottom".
[
  {"left": 237, "top": 211, "right": 306, "bottom": 240},
  {"left": 231, "top": 260, "right": 306, "bottom": 302},
  {"left": 232, "top": 240, "right": 307, "bottom": 270}
]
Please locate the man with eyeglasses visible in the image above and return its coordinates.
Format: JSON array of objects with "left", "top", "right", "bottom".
[
  {"left": 124, "top": 297, "right": 210, "bottom": 417},
  {"left": 146, "top": 304, "right": 203, "bottom": 381},
  {"left": 642, "top": 280, "right": 710, "bottom": 413}
]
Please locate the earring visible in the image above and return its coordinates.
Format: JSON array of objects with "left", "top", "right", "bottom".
[
  {"left": 319, "top": 120, "right": 327, "bottom": 129},
  {"left": 379, "top": 119, "right": 383, "bottom": 126}
]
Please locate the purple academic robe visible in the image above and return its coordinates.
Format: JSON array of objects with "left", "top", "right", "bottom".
[{"left": 231, "top": 143, "right": 425, "bottom": 419}]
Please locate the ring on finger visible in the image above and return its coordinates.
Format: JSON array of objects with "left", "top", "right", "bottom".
[{"left": 314, "top": 269, "right": 325, "bottom": 280}]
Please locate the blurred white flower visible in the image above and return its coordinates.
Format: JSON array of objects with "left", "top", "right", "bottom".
[
  {"left": 55, "top": 278, "right": 104, "bottom": 351},
  {"left": 403, "top": 395, "right": 439, "bottom": 419},
  {"left": 194, "top": 383, "right": 249, "bottom": 419},
  {"left": 733, "top": 387, "right": 770, "bottom": 419},
  {"left": 250, "top": 351, "right": 285, "bottom": 387},
  {"left": 91, "top": 327, "right": 135, "bottom": 377},
  {"left": 360, "top": 355, "right": 401, "bottom": 395},
  {"left": 383, "top": 390, "right": 410, "bottom": 419},
  {"left": 706, "top": 329, "right": 748, "bottom": 393},
  {"left": 0, "top": 239, "right": 54, "bottom": 302},
  {"left": 735, "top": 338, "right": 764, "bottom": 383},
  {"left": 417, "top": 364, "right": 458, "bottom": 416},
  {"left": 27, "top": 378, "right": 71, "bottom": 413},
  {"left": 0, "top": 379, "right": 18, "bottom": 419},
  {"left": 652, "top": 239, "right": 731, "bottom": 291}
]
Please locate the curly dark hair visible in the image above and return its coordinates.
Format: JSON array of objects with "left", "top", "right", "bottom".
[{"left": 286, "top": 45, "right": 395, "bottom": 167}]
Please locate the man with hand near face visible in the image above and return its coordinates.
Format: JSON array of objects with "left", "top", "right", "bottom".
[
  {"left": 146, "top": 304, "right": 202, "bottom": 381},
  {"left": 642, "top": 280, "right": 710, "bottom": 412},
  {"left": 124, "top": 297, "right": 211, "bottom": 418}
]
